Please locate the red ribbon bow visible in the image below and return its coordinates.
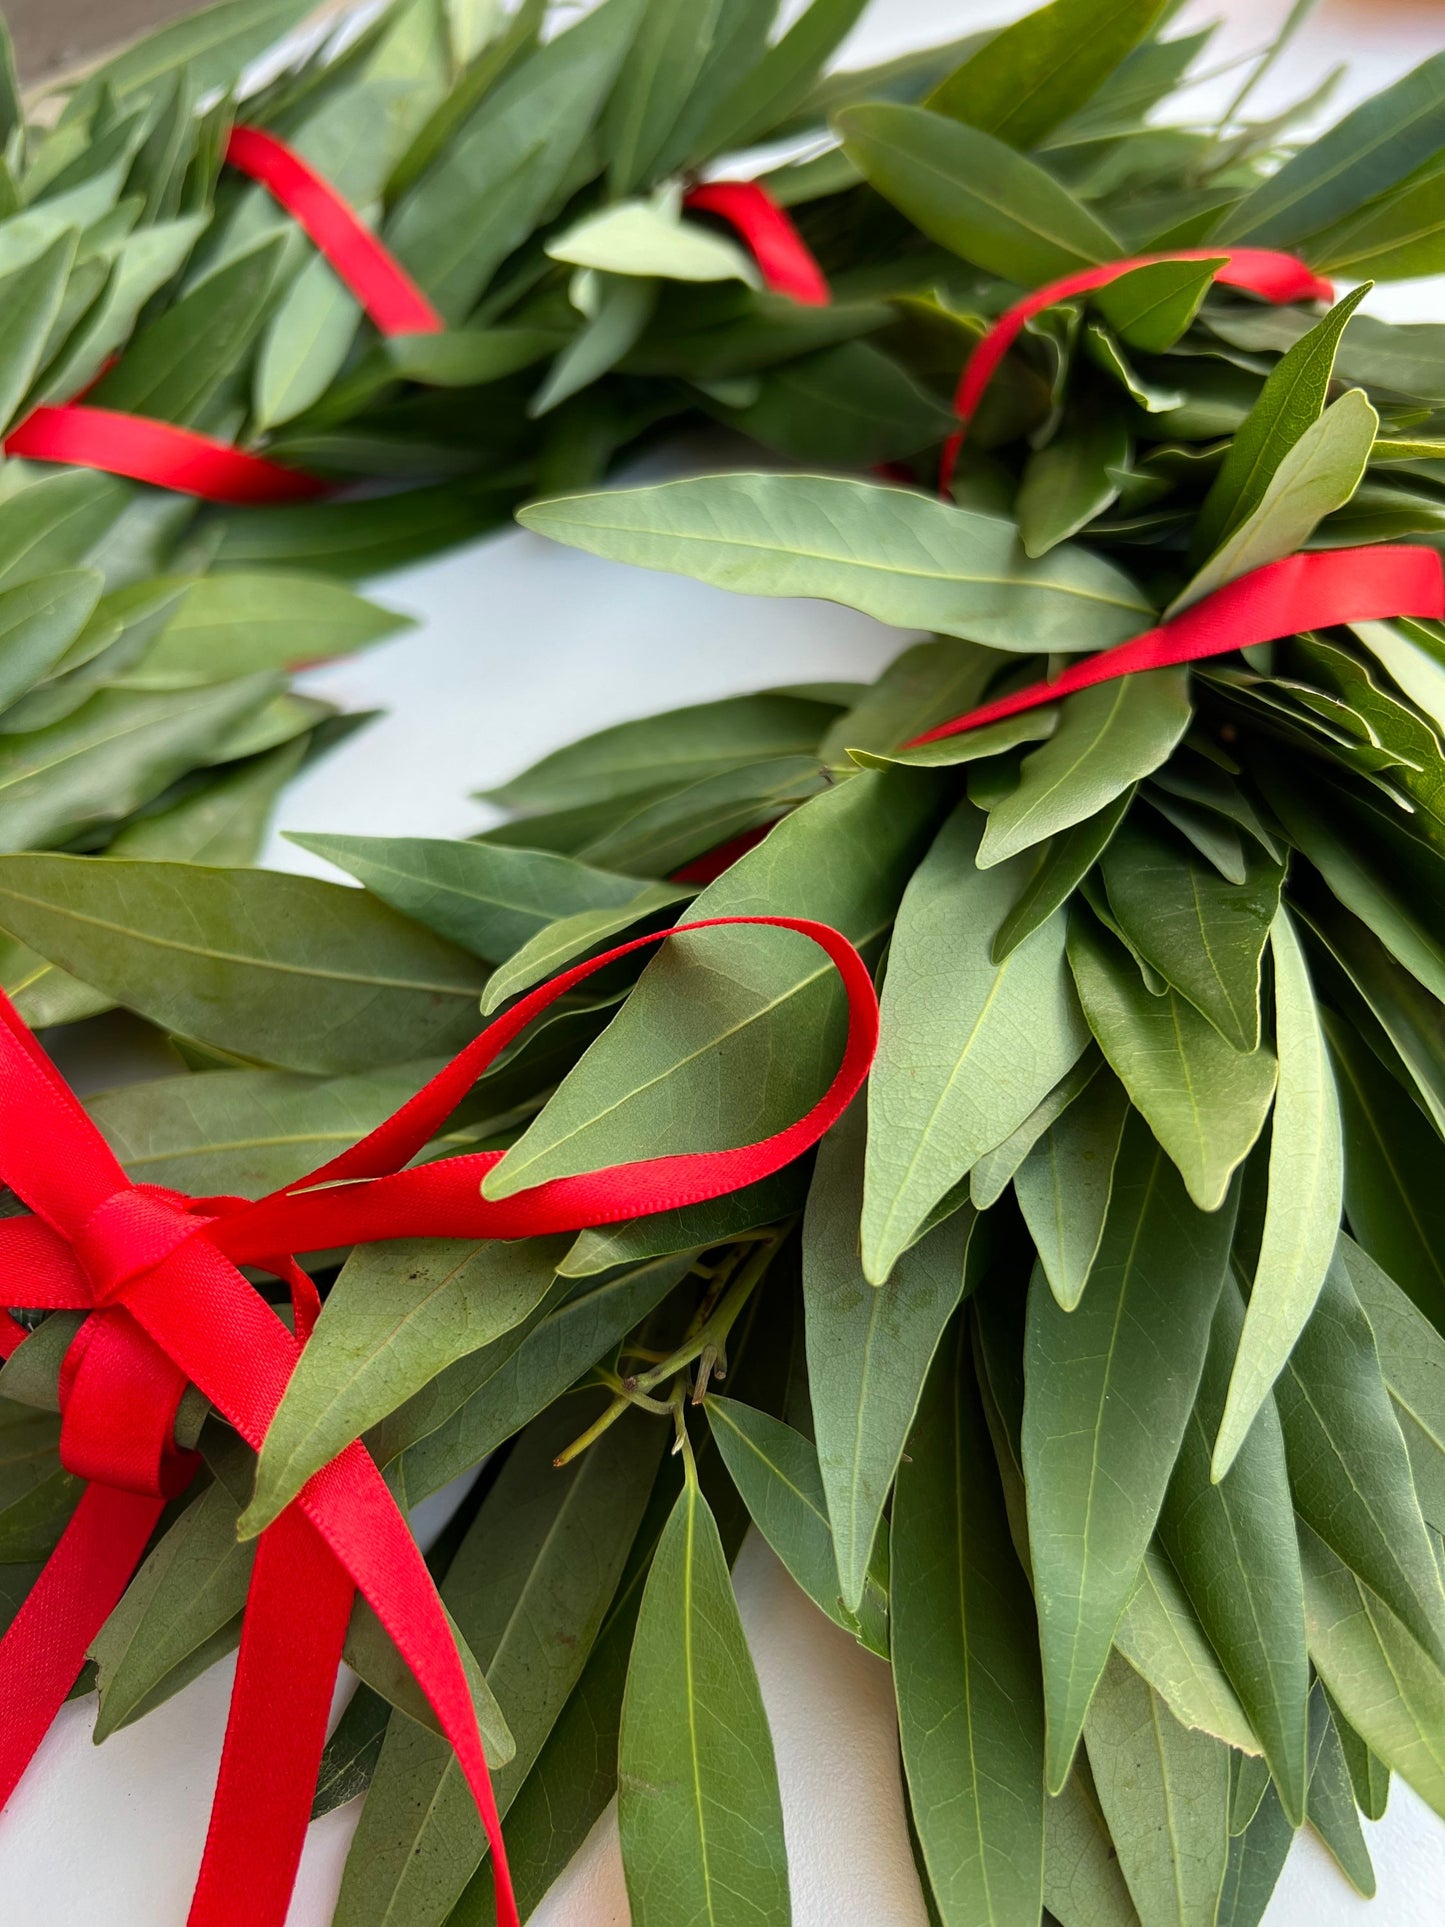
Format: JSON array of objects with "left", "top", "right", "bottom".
[{"left": 0, "top": 913, "right": 877, "bottom": 1927}]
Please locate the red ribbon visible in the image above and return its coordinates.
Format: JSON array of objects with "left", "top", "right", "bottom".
[
  {"left": 940, "top": 248, "right": 1334, "bottom": 493},
  {"left": 3, "top": 124, "right": 442, "bottom": 505},
  {"left": 0, "top": 914, "right": 876, "bottom": 1927},
  {"left": 909, "top": 546, "right": 1445, "bottom": 745},
  {"left": 684, "top": 181, "right": 831, "bottom": 306}
]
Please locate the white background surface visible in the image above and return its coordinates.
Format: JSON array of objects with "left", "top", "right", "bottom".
[{"left": 5, "top": 1, "right": 1445, "bottom": 1921}]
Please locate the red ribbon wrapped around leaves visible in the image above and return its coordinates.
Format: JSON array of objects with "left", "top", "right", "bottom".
[{"left": 0, "top": 913, "right": 877, "bottom": 1927}]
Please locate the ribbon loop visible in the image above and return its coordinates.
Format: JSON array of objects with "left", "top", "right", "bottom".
[{"left": 58, "top": 1310, "right": 198, "bottom": 1499}]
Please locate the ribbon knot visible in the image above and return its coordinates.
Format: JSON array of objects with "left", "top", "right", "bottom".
[
  {"left": 73, "top": 1184, "right": 211, "bottom": 1307},
  {"left": 0, "top": 913, "right": 878, "bottom": 1927}
]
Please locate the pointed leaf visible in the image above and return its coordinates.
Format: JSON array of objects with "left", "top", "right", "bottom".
[{"left": 1016, "top": 1067, "right": 1130, "bottom": 1310}]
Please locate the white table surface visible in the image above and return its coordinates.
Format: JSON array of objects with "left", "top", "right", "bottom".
[{"left": 6, "top": 1, "right": 1445, "bottom": 1921}]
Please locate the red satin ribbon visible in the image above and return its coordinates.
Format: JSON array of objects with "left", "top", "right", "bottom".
[
  {"left": 684, "top": 181, "right": 831, "bottom": 306},
  {"left": 0, "top": 914, "right": 876, "bottom": 1927},
  {"left": 3, "top": 125, "right": 442, "bottom": 504},
  {"left": 940, "top": 248, "right": 1334, "bottom": 493},
  {"left": 908, "top": 546, "right": 1445, "bottom": 745},
  {"left": 225, "top": 125, "right": 445, "bottom": 337}
]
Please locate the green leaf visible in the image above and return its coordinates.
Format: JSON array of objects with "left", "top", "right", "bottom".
[
  {"left": 0, "top": 571, "right": 103, "bottom": 710},
  {"left": 42, "top": 214, "right": 205, "bottom": 401},
  {"left": 1274, "top": 1243, "right": 1445, "bottom": 1669},
  {"left": 839, "top": 103, "right": 1119, "bottom": 282},
  {"left": 1217, "top": 1778, "right": 1293, "bottom": 1927},
  {"left": 704, "top": 341, "right": 955, "bottom": 471},
  {"left": 705, "top": 1396, "right": 884, "bottom": 1654},
  {"left": 0, "top": 677, "right": 277, "bottom": 855},
  {"left": 389, "top": 1256, "right": 695, "bottom": 1501},
  {"left": 1305, "top": 1679, "right": 1375, "bottom": 1896},
  {"left": 1307, "top": 155, "right": 1445, "bottom": 280},
  {"left": 1324, "top": 1682, "right": 1391, "bottom": 1823},
  {"left": 1180, "top": 388, "right": 1378, "bottom": 606},
  {"left": 1015, "top": 1066, "right": 1130, "bottom": 1310},
  {"left": 76, "top": 0, "right": 315, "bottom": 104},
  {"left": 1299, "top": 1518, "right": 1445, "bottom": 1823},
  {"left": 1043, "top": 1767, "right": 1141, "bottom": 1927},
  {"left": 549, "top": 199, "right": 757, "bottom": 284},
  {"left": 1191, "top": 287, "right": 1370, "bottom": 564},
  {"left": 483, "top": 768, "right": 941, "bottom": 1197},
  {"left": 485, "top": 691, "right": 838, "bottom": 814},
  {"left": 978, "top": 673, "right": 1190, "bottom": 869},
  {"left": 926, "top": 0, "right": 1167, "bottom": 150},
  {"left": 1100, "top": 815, "right": 1281, "bottom": 1050},
  {"left": 109, "top": 736, "right": 309, "bottom": 868},
  {"left": 1112, "top": 1544, "right": 1259, "bottom": 1756},
  {"left": 0, "top": 231, "right": 78, "bottom": 433},
  {"left": 894, "top": 1315, "right": 1046, "bottom": 1925},
  {"left": 253, "top": 252, "right": 361, "bottom": 432},
  {"left": 1213, "top": 910, "right": 1342, "bottom": 1479},
  {"left": 1221, "top": 49, "right": 1445, "bottom": 247},
  {"left": 291, "top": 830, "right": 665, "bottom": 966},
  {"left": 529, "top": 274, "right": 657, "bottom": 419},
  {"left": 480, "top": 882, "right": 690, "bottom": 1014},
  {"left": 387, "top": 0, "right": 644, "bottom": 321},
  {"left": 126, "top": 574, "right": 406, "bottom": 688},
  {"left": 1018, "top": 407, "right": 1128, "bottom": 557},
  {"left": 1083, "top": 1652, "right": 1231, "bottom": 1927},
  {"left": 245, "top": 1236, "right": 569, "bottom": 1538},
  {"left": 618, "top": 1471, "right": 789, "bottom": 1927},
  {"left": 1325, "top": 1009, "right": 1445, "bottom": 1330},
  {"left": 86, "top": 1058, "right": 438, "bottom": 1196},
  {"left": 1093, "top": 255, "right": 1223, "bottom": 355},
  {"left": 93, "top": 235, "right": 286, "bottom": 428},
  {"left": 970, "top": 1053, "right": 1099, "bottom": 1211},
  {"left": 1023, "top": 1111, "right": 1237, "bottom": 1790},
  {"left": 1068, "top": 912, "right": 1276, "bottom": 1212},
  {"left": 0, "top": 471, "right": 123, "bottom": 590},
  {"left": 604, "top": 0, "right": 725, "bottom": 192},
  {"left": 337, "top": 1400, "right": 660, "bottom": 1927},
  {"left": 1342, "top": 1232, "right": 1445, "bottom": 1536},
  {"left": 0, "top": 1413, "right": 77, "bottom": 1562},
  {"left": 993, "top": 790, "right": 1133, "bottom": 963},
  {"left": 863, "top": 801, "right": 1089, "bottom": 1279},
  {"left": 312, "top": 1684, "right": 390, "bottom": 1821},
  {"left": 804, "top": 1103, "right": 973, "bottom": 1615},
  {"left": 520, "top": 474, "right": 1152, "bottom": 653},
  {"left": 0, "top": 855, "right": 489, "bottom": 1074},
  {"left": 1158, "top": 1279, "right": 1310, "bottom": 1823}
]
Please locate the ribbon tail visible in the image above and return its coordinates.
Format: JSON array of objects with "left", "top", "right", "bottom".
[
  {"left": 188, "top": 1506, "right": 353, "bottom": 1927},
  {"left": 299, "top": 1442, "right": 521, "bottom": 1927},
  {"left": 0, "top": 1484, "right": 162, "bottom": 1809}
]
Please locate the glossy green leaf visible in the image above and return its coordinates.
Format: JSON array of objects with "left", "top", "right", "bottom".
[
  {"left": 1023, "top": 1112, "right": 1237, "bottom": 1790},
  {"left": 927, "top": 0, "right": 1167, "bottom": 150},
  {"left": 1181, "top": 388, "right": 1378, "bottom": 607},
  {"left": 0, "top": 471, "right": 123, "bottom": 591},
  {"left": 1093, "top": 256, "right": 1223, "bottom": 354},
  {"left": 0, "top": 855, "right": 489, "bottom": 1074},
  {"left": 485, "top": 768, "right": 940, "bottom": 1197},
  {"left": 1191, "top": 287, "right": 1370, "bottom": 564},
  {"left": 1018, "top": 408, "right": 1128, "bottom": 557},
  {"left": 1068, "top": 912, "right": 1276, "bottom": 1212},
  {"left": 618, "top": 1470, "right": 789, "bottom": 1926},
  {"left": 864, "top": 801, "right": 1089, "bottom": 1279},
  {"left": 77, "top": 0, "right": 314, "bottom": 103},
  {"left": 894, "top": 1315, "right": 1045, "bottom": 1925},
  {"left": 698, "top": 0, "right": 869, "bottom": 152},
  {"left": 337, "top": 1400, "right": 659, "bottom": 1927},
  {"left": 521, "top": 474, "right": 1151, "bottom": 653},
  {"left": 480, "top": 881, "right": 690, "bottom": 1014},
  {"left": 1101, "top": 815, "right": 1280, "bottom": 1050},
  {"left": 1158, "top": 1280, "right": 1309, "bottom": 1822},
  {"left": 706, "top": 1396, "right": 883, "bottom": 1653},
  {"left": 979, "top": 673, "right": 1189, "bottom": 870},
  {"left": 839, "top": 104, "right": 1119, "bottom": 282},
  {"left": 1016, "top": 1066, "right": 1130, "bottom": 1310},
  {"left": 1308, "top": 155, "right": 1445, "bottom": 280},
  {"left": 1213, "top": 910, "right": 1342, "bottom": 1479},
  {"left": 1274, "top": 1243, "right": 1445, "bottom": 1669},
  {"left": 1222, "top": 49, "right": 1445, "bottom": 247},
  {"left": 245, "top": 1236, "right": 569, "bottom": 1537},
  {"left": 1084, "top": 1652, "right": 1231, "bottom": 1927},
  {"left": 253, "top": 252, "right": 361, "bottom": 432},
  {"left": 805, "top": 1103, "right": 972, "bottom": 1614}
]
